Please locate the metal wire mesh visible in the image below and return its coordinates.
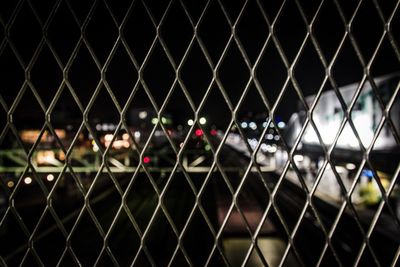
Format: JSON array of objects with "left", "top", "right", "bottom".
[{"left": 0, "top": 0, "right": 400, "bottom": 266}]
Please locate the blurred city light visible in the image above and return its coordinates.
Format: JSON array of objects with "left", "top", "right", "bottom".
[
  {"left": 346, "top": 163, "right": 356, "bottom": 170},
  {"left": 143, "top": 156, "right": 151, "bottom": 164},
  {"left": 24, "top": 177, "right": 33, "bottom": 185},
  {"left": 7, "top": 181, "right": 14, "bottom": 188},
  {"left": 139, "top": 111, "right": 148, "bottom": 119},
  {"left": 199, "top": 117, "right": 207, "bottom": 125},
  {"left": 47, "top": 174, "right": 55, "bottom": 182},
  {"left": 294, "top": 155, "right": 304, "bottom": 162},
  {"left": 195, "top": 129, "right": 203, "bottom": 137}
]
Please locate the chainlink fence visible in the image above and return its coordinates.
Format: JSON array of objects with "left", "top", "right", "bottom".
[{"left": 0, "top": 0, "right": 400, "bottom": 266}]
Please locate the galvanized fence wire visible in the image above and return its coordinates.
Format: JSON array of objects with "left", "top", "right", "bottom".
[{"left": 0, "top": 0, "right": 399, "bottom": 266}]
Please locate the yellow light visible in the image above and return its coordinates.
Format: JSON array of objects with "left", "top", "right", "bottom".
[
  {"left": 122, "top": 133, "right": 129, "bottom": 140},
  {"left": 7, "top": 181, "right": 14, "bottom": 188},
  {"left": 123, "top": 141, "right": 130, "bottom": 148},
  {"left": 104, "top": 134, "right": 113, "bottom": 142}
]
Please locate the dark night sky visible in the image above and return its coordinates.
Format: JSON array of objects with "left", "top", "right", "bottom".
[{"left": 0, "top": 0, "right": 399, "bottom": 129}]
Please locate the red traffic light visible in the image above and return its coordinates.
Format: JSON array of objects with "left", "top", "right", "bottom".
[
  {"left": 143, "top": 156, "right": 151, "bottom": 164},
  {"left": 195, "top": 129, "right": 203, "bottom": 137}
]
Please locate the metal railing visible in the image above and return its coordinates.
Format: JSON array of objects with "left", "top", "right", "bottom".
[{"left": 0, "top": 0, "right": 400, "bottom": 266}]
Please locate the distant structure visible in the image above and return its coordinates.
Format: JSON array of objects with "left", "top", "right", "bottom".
[{"left": 286, "top": 73, "right": 400, "bottom": 150}]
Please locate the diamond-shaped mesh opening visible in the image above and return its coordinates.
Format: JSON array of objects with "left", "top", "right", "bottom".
[
  {"left": 12, "top": 87, "right": 45, "bottom": 136},
  {"left": 125, "top": 86, "right": 157, "bottom": 149},
  {"left": 162, "top": 84, "right": 194, "bottom": 143},
  {"left": 0, "top": 44, "right": 24, "bottom": 106},
  {"left": 311, "top": 94, "right": 343, "bottom": 146},
  {"left": 107, "top": 209, "right": 141, "bottom": 266},
  {"left": 125, "top": 171, "right": 158, "bottom": 233},
  {"left": 180, "top": 42, "right": 212, "bottom": 109},
  {"left": 123, "top": 1, "right": 156, "bottom": 65},
  {"left": 70, "top": 210, "right": 104, "bottom": 266},
  {"left": 236, "top": 0, "right": 269, "bottom": 64},
  {"left": 197, "top": 0, "right": 231, "bottom": 64},
  {"left": 0, "top": 212, "right": 29, "bottom": 265},
  {"left": 199, "top": 83, "right": 232, "bottom": 135},
  {"left": 160, "top": 1, "right": 193, "bottom": 63},
  {"left": 87, "top": 86, "right": 120, "bottom": 146},
  {"left": 30, "top": 45, "right": 62, "bottom": 108},
  {"left": 9, "top": 1, "right": 42, "bottom": 65},
  {"left": 88, "top": 172, "right": 121, "bottom": 231},
  {"left": 236, "top": 83, "right": 268, "bottom": 143},
  {"left": 85, "top": 1, "right": 118, "bottom": 65},
  {"left": 163, "top": 172, "right": 195, "bottom": 232},
  {"left": 13, "top": 169, "right": 48, "bottom": 232},
  {"left": 182, "top": 208, "right": 215, "bottom": 266},
  {"left": 294, "top": 41, "right": 326, "bottom": 99},
  {"left": 145, "top": 210, "right": 177, "bottom": 266},
  {"left": 368, "top": 204, "right": 400, "bottom": 266},
  {"left": 332, "top": 38, "right": 365, "bottom": 89},
  {"left": 49, "top": 88, "right": 82, "bottom": 149},
  {"left": 351, "top": 0, "right": 384, "bottom": 61},
  {"left": 68, "top": 45, "right": 100, "bottom": 107},
  {"left": 274, "top": 1, "right": 307, "bottom": 63},
  {"left": 371, "top": 38, "right": 400, "bottom": 81},
  {"left": 32, "top": 211, "right": 66, "bottom": 266},
  {"left": 203, "top": 170, "right": 230, "bottom": 232},
  {"left": 105, "top": 44, "right": 138, "bottom": 107},
  {"left": 275, "top": 83, "right": 307, "bottom": 146},
  {"left": 313, "top": 0, "right": 344, "bottom": 62},
  {"left": 256, "top": 42, "right": 288, "bottom": 106},
  {"left": 142, "top": 124, "right": 176, "bottom": 174},
  {"left": 1, "top": 0, "right": 400, "bottom": 266},
  {"left": 293, "top": 207, "right": 327, "bottom": 266},
  {"left": 219, "top": 43, "right": 249, "bottom": 106},
  {"left": 236, "top": 172, "right": 269, "bottom": 233},
  {"left": 143, "top": 42, "right": 175, "bottom": 108},
  {"left": 51, "top": 172, "right": 84, "bottom": 232},
  {"left": 274, "top": 165, "right": 307, "bottom": 233},
  {"left": 46, "top": 1, "right": 80, "bottom": 65},
  {"left": 350, "top": 80, "right": 383, "bottom": 149},
  {"left": 332, "top": 122, "right": 364, "bottom": 171}
]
